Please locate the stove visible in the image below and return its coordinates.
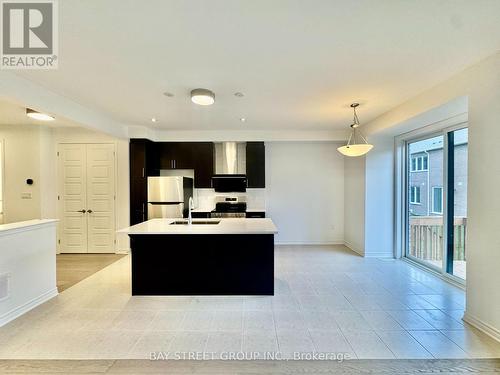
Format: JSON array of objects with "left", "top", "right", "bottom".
[{"left": 210, "top": 196, "right": 247, "bottom": 218}]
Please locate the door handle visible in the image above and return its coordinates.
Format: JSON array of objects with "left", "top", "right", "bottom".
[
  {"left": 87, "top": 209, "right": 93, "bottom": 213},
  {"left": 77, "top": 209, "right": 86, "bottom": 213}
]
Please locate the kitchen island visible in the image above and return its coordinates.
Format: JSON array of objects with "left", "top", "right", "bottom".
[{"left": 118, "top": 218, "right": 278, "bottom": 296}]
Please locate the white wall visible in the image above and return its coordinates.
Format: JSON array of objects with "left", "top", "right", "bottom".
[
  {"left": 0, "top": 125, "right": 43, "bottom": 222},
  {"left": 344, "top": 156, "right": 365, "bottom": 255},
  {"left": 363, "top": 134, "right": 395, "bottom": 258},
  {"left": 359, "top": 52, "right": 500, "bottom": 340},
  {"left": 265, "top": 142, "right": 344, "bottom": 244}
]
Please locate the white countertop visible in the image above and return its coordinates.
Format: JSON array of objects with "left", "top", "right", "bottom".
[
  {"left": 118, "top": 218, "right": 277, "bottom": 235},
  {"left": 0, "top": 219, "right": 58, "bottom": 237}
]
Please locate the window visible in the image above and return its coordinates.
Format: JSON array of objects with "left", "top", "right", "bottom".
[
  {"left": 432, "top": 187, "right": 443, "bottom": 214},
  {"left": 410, "top": 186, "right": 421, "bottom": 204},
  {"left": 410, "top": 155, "right": 428, "bottom": 172}
]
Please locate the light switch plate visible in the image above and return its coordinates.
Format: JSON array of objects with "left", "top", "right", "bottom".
[{"left": 21, "top": 192, "right": 32, "bottom": 199}]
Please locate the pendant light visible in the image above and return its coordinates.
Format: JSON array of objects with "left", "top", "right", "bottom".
[{"left": 337, "top": 103, "right": 373, "bottom": 157}]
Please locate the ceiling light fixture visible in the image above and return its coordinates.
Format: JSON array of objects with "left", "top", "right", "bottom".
[
  {"left": 151, "top": 118, "right": 157, "bottom": 123},
  {"left": 240, "top": 117, "right": 246, "bottom": 122},
  {"left": 191, "top": 88, "right": 215, "bottom": 106},
  {"left": 337, "top": 103, "right": 373, "bottom": 157},
  {"left": 26, "top": 108, "right": 55, "bottom": 121}
]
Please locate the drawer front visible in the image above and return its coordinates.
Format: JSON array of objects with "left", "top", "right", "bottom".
[{"left": 246, "top": 212, "right": 266, "bottom": 218}]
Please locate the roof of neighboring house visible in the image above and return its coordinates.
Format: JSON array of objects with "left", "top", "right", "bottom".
[{"left": 409, "top": 128, "right": 468, "bottom": 154}]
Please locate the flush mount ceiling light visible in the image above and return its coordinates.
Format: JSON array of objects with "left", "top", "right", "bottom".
[
  {"left": 191, "top": 88, "right": 215, "bottom": 106},
  {"left": 337, "top": 103, "right": 373, "bottom": 157},
  {"left": 26, "top": 108, "right": 55, "bottom": 121},
  {"left": 151, "top": 118, "right": 157, "bottom": 123}
]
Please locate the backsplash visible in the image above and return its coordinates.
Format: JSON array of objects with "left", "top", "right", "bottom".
[{"left": 196, "top": 189, "right": 266, "bottom": 212}]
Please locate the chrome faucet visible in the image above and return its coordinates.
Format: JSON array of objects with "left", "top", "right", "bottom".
[{"left": 188, "top": 197, "right": 194, "bottom": 225}]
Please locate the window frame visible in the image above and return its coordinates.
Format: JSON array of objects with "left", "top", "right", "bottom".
[
  {"left": 410, "top": 155, "right": 429, "bottom": 172},
  {"left": 431, "top": 186, "right": 444, "bottom": 214},
  {"left": 409, "top": 186, "right": 421, "bottom": 205},
  {"left": 394, "top": 114, "right": 468, "bottom": 287}
]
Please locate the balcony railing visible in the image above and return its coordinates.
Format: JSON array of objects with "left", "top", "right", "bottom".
[{"left": 409, "top": 216, "right": 467, "bottom": 261}]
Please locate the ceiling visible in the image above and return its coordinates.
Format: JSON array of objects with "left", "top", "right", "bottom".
[
  {"left": 0, "top": 99, "right": 77, "bottom": 128},
  {"left": 13, "top": 0, "right": 500, "bottom": 131}
]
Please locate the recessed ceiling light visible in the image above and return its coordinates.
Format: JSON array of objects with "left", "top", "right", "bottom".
[
  {"left": 240, "top": 117, "right": 246, "bottom": 122},
  {"left": 151, "top": 118, "right": 157, "bottom": 123},
  {"left": 26, "top": 108, "right": 55, "bottom": 121},
  {"left": 191, "top": 88, "right": 215, "bottom": 106},
  {"left": 163, "top": 92, "right": 174, "bottom": 97},
  {"left": 234, "top": 92, "right": 244, "bottom": 97}
]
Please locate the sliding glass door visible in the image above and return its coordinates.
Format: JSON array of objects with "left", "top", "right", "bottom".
[
  {"left": 404, "top": 126, "right": 468, "bottom": 281},
  {"left": 446, "top": 128, "right": 468, "bottom": 279},
  {"left": 406, "top": 135, "right": 445, "bottom": 271}
]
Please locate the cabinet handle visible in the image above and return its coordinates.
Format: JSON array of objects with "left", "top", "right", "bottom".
[
  {"left": 142, "top": 167, "right": 145, "bottom": 178},
  {"left": 87, "top": 209, "right": 93, "bottom": 214},
  {"left": 77, "top": 209, "right": 86, "bottom": 213}
]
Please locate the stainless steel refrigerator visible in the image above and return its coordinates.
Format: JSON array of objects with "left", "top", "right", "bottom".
[{"left": 147, "top": 176, "right": 193, "bottom": 219}]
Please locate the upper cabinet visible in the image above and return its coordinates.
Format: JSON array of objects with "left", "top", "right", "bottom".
[
  {"left": 129, "top": 139, "right": 157, "bottom": 225},
  {"left": 246, "top": 142, "right": 265, "bottom": 188},
  {"left": 156, "top": 142, "right": 214, "bottom": 188}
]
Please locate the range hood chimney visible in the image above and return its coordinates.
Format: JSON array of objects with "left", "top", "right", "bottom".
[{"left": 215, "top": 142, "right": 246, "bottom": 175}]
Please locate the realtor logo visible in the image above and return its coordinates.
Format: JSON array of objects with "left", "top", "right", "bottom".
[{"left": 1, "top": 0, "right": 58, "bottom": 69}]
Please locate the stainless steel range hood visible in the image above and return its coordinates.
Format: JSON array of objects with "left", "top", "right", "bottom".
[{"left": 214, "top": 142, "right": 246, "bottom": 174}]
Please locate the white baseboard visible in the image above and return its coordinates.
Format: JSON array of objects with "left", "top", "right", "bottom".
[
  {"left": 0, "top": 288, "right": 58, "bottom": 327},
  {"left": 363, "top": 251, "right": 394, "bottom": 258},
  {"left": 275, "top": 241, "right": 344, "bottom": 246},
  {"left": 343, "top": 241, "right": 365, "bottom": 256},
  {"left": 463, "top": 311, "right": 500, "bottom": 343}
]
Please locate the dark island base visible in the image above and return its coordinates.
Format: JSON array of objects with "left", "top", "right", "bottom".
[{"left": 129, "top": 234, "right": 274, "bottom": 295}]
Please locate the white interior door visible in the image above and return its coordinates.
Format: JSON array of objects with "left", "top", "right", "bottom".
[
  {"left": 59, "top": 144, "right": 88, "bottom": 253},
  {"left": 86, "top": 144, "right": 115, "bottom": 253},
  {"left": 58, "top": 143, "right": 116, "bottom": 253}
]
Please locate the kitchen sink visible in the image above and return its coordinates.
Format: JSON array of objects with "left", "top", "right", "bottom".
[{"left": 170, "top": 220, "right": 221, "bottom": 225}]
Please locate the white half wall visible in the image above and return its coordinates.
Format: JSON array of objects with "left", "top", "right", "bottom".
[
  {"left": 265, "top": 142, "right": 344, "bottom": 245},
  {"left": 0, "top": 220, "right": 58, "bottom": 327}
]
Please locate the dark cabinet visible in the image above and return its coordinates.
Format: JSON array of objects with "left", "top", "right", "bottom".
[
  {"left": 192, "top": 142, "right": 214, "bottom": 188},
  {"left": 246, "top": 211, "right": 266, "bottom": 218},
  {"left": 157, "top": 142, "right": 193, "bottom": 170},
  {"left": 156, "top": 142, "right": 213, "bottom": 188},
  {"left": 191, "top": 212, "right": 212, "bottom": 219},
  {"left": 129, "top": 139, "right": 157, "bottom": 225},
  {"left": 246, "top": 142, "right": 265, "bottom": 188}
]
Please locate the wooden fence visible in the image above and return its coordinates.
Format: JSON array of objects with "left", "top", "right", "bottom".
[{"left": 409, "top": 216, "right": 467, "bottom": 261}]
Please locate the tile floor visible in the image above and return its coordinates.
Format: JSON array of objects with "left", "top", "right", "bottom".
[{"left": 0, "top": 245, "right": 499, "bottom": 360}]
